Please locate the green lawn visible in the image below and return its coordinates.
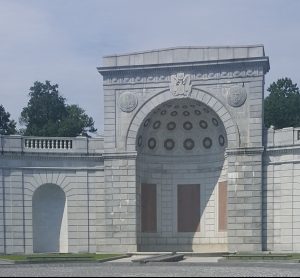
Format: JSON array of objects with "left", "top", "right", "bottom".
[
  {"left": 0, "top": 253, "right": 123, "bottom": 262},
  {"left": 224, "top": 253, "right": 300, "bottom": 260}
]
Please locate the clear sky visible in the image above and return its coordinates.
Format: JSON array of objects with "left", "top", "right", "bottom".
[{"left": 0, "top": 0, "right": 299, "bottom": 133}]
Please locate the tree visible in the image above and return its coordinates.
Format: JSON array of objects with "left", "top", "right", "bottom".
[
  {"left": 0, "top": 105, "right": 17, "bottom": 135},
  {"left": 264, "top": 78, "right": 300, "bottom": 129},
  {"left": 20, "top": 81, "right": 97, "bottom": 137}
]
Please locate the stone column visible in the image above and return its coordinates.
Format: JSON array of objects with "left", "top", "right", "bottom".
[{"left": 227, "top": 148, "right": 263, "bottom": 252}]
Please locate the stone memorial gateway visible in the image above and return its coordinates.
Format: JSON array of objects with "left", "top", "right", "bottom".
[{"left": 1, "top": 45, "right": 300, "bottom": 254}]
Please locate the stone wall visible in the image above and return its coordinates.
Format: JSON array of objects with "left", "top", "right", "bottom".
[
  {"left": 263, "top": 127, "right": 300, "bottom": 251},
  {"left": 0, "top": 136, "right": 104, "bottom": 254}
]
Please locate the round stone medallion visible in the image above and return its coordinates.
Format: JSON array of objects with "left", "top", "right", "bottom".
[
  {"left": 164, "top": 139, "right": 175, "bottom": 150},
  {"left": 219, "top": 135, "right": 225, "bottom": 146},
  {"left": 118, "top": 91, "right": 138, "bottom": 112},
  {"left": 212, "top": 118, "right": 219, "bottom": 127},
  {"left": 199, "top": 120, "right": 208, "bottom": 129},
  {"left": 171, "top": 111, "right": 178, "bottom": 117},
  {"left": 183, "top": 121, "right": 193, "bottom": 130},
  {"left": 227, "top": 85, "right": 247, "bottom": 107},
  {"left": 194, "top": 110, "right": 201, "bottom": 115},
  {"left": 153, "top": 121, "right": 161, "bottom": 129},
  {"left": 203, "top": 137, "right": 212, "bottom": 149},
  {"left": 184, "top": 139, "right": 195, "bottom": 150},
  {"left": 167, "top": 121, "right": 176, "bottom": 131},
  {"left": 183, "top": 111, "right": 190, "bottom": 116},
  {"left": 148, "top": 138, "right": 157, "bottom": 150},
  {"left": 144, "top": 118, "right": 151, "bottom": 127},
  {"left": 161, "top": 110, "right": 167, "bottom": 115},
  {"left": 137, "top": 136, "right": 143, "bottom": 147},
  {"left": 203, "top": 107, "right": 210, "bottom": 113}
]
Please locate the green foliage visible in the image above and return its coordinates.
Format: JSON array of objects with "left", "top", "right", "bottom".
[
  {"left": 264, "top": 78, "right": 300, "bottom": 129},
  {"left": 0, "top": 105, "right": 17, "bottom": 135},
  {"left": 20, "top": 81, "right": 97, "bottom": 137}
]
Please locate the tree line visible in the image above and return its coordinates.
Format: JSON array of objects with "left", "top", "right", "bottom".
[
  {"left": 0, "top": 81, "right": 96, "bottom": 137},
  {"left": 1, "top": 78, "right": 300, "bottom": 137}
]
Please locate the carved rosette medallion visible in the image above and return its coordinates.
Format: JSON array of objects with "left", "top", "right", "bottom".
[
  {"left": 170, "top": 73, "right": 192, "bottom": 97},
  {"left": 227, "top": 85, "right": 247, "bottom": 107},
  {"left": 118, "top": 91, "right": 138, "bottom": 112}
]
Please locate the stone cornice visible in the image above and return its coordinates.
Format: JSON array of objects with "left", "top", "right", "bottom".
[
  {"left": 226, "top": 147, "right": 264, "bottom": 156},
  {"left": 0, "top": 166, "right": 104, "bottom": 171},
  {"left": 0, "top": 151, "right": 104, "bottom": 162},
  {"left": 103, "top": 151, "right": 137, "bottom": 160},
  {"left": 265, "top": 144, "right": 300, "bottom": 155},
  {"left": 99, "top": 57, "right": 269, "bottom": 76}
]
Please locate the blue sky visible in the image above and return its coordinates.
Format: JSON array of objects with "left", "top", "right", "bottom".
[{"left": 1, "top": 0, "right": 300, "bottom": 133}]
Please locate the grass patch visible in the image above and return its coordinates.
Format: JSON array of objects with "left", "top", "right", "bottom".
[
  {"left": 224, "top": 253, "right": 300, "bottom": 261},
  {"left": 0, "top": 253, "right": 123, "bottom": 262}
]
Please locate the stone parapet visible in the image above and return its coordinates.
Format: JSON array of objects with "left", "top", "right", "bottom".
[
  {"left": 0, "top": 135, "right": 104, "bottom": 155},
  {"left": 264, "top": 127, "right": 300, "bottom": 147}
]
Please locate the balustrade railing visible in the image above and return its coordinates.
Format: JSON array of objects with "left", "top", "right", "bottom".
[
  {"left": 0, "top": 135, "right": 104, "bottom": 154},
  {"left": 24, "top": 138, "right": 73, "bottom": 150}
]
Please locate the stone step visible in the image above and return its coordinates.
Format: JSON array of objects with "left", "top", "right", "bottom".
[{"left": 132, "top": 253, "right": 184, "bottom": 263}]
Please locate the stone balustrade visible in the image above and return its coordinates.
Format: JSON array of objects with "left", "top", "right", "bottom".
[
  {"left": 0, "top": 135, "right": 104, "bottom": 154},
  {"left": 24, "top": 138, "right": 73, "bottom": 150}
]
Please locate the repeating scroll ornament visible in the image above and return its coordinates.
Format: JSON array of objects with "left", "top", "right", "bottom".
[
  {"left": 118, "top": 91, "right": 138, "bottom": 112},
  {"left": 170, "top": 73, "right": 192, "bottom": 96},
  {"left": 227, "top": 85, "right": 247, "bottom": 107}
]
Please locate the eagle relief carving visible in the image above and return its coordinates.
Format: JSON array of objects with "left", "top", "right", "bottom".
[{"left": 170, "top": 73, "right": 192, "bottom": 96}]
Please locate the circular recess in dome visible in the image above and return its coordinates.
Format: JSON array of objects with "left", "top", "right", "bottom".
[
  {"left": 144, "top": 118, "right": 151, "bottom": 127},
  {"left": 148, "top": 138, "right": 157, "bottom": 149},
  {"left": 183, "top": 121, "right": 193, "bottom": 130},
  {"left": 161, "top": 110, "right": 167, "bottom": 115},
  {"left": 203, "top": 107, "right": 210, "bottom": 113},
  {"left": 203, "top": 137, "right": 212, "bottom": 149},
  {"left": 167, "top": 121, "right": 176, "bottom": 130},
  {"left": 182, "top": 105, "right": 188, "bottom": 109},
  {"left": 212, "top": 118, "right": 219, "bottom": 127},
  {"left": 183, "top": 111, "right": 190, "bottom": 116},
  {"left": 153, "top": 121, "right": 161, "bottom": 129},
  {"left": 199, "top": 120, "right": 208, "bottom": 129},
  {"left": 164, "top": 139, "right": 175, "bottom": 150},
  {"left": 194, "top": 110, "right": 201, "bottom": 116},
  {"left": 184, "top": 139, "right": 195, "bottom": 150},
  {"left": 137, "top": 136, "right": 143, "bottom": 147},
  {"left": 166, "top": 104, "right": 172, "bottom": 108},
  {"left": 171, "top": 111, "right": 178, "bottom": 117},
  {"left": 174, "top": 105, "right": 180, "bottom": 109},
  {"left": 219, "top": 135, "right": 225, "bottom": 146},
  {"left": 190, "top": 104, "right": 196, "bottom": 108}
]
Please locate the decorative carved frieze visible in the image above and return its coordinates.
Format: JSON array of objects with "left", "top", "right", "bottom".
[{"left": 103, "top": 66, "right": 264, "bottom": 85}]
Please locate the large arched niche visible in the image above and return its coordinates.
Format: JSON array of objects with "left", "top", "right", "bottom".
[
  {"left": 32, "top": 184, "right": 68, "bottom": 253},
  {"left": 126, "top": 88, "right": 239, "bottom": 152},
  {"left": 135, "top": 97, "right": 229, "bottom": 252}
]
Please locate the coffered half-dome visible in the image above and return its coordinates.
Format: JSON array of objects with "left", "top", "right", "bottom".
[{"left": 136, "top": 98, "right": 227, "bottom": 156}]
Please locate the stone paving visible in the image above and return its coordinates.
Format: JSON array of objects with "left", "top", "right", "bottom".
[{"left": 1, "top": 261, "right": 300, "bottom": 277}]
